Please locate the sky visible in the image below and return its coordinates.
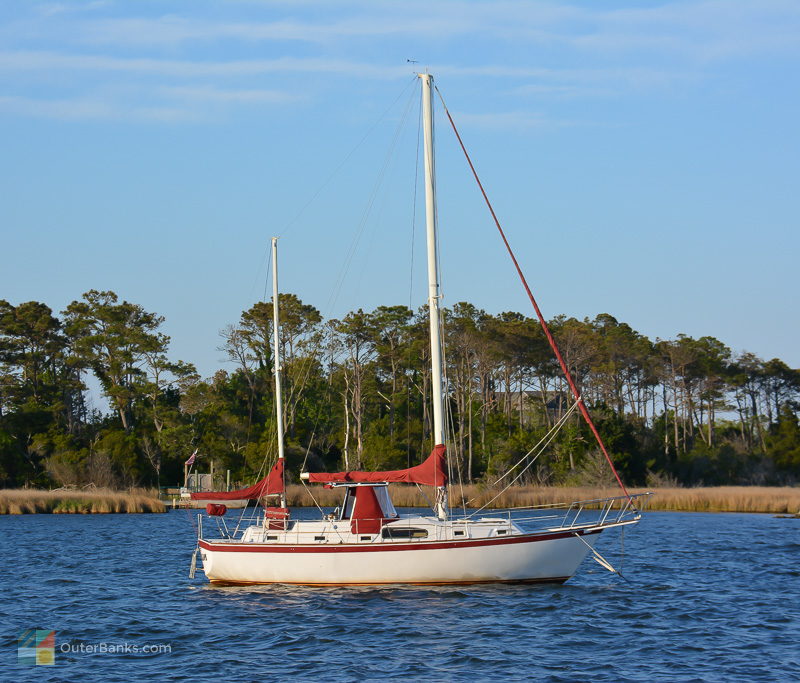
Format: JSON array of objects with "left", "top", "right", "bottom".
[{"left": 1, "top": 0, "right": 798, "bottom": 392}]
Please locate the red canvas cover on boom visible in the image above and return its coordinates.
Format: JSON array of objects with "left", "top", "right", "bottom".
[
  {"left": 190, "top": 460, "right": 284, "bottom": 501},
  {"left": 307, "top": 444, "right": 447, "bottom": 487}
]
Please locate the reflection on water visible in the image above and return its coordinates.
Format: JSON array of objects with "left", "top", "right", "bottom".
[{"left": 3, "top": 509, "right": 798, "bottom": 681}]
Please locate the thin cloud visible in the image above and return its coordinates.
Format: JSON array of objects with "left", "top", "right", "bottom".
[
  {"left": 568, "top": 0, "right": 800, "bottom": 60},
  {"left": 512, "top": 84, "right": 614, "bottom": 99},
  {"left": 71, "top": 6, "right": 578, "bottom": 46},
  {"left": 39, "top": 1, "right": 800, "bottom": 62},
  {"left": 0, "top": 79, "right": 299, "bottom": 122},
  {"left": 452, "top": 110, "right": 555, "bottom": 132},
  {"left": 2, "top": 0, "right": 797, "bottom": 126},
  {"left": 0, "top": 50, "right": 690, "bottom": 89},
  {"left": 35, "top": 1, "right": 112, "bottom": 17},
  {"left": 0, "top": 94, "right": 197, "bottom": 122},
  {"left": 0, "top": 51, "right": 410, "bottom": 79},
  {"left": 511, "top": 65, "right": 700, "bottom": 98},
  {"left": 158, "top": 85, "right": 299, "bottom": 104}
]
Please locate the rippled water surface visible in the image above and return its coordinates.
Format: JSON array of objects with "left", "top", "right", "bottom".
[{"left": 3, "top": 508, "right": 798, "bottom": 681}]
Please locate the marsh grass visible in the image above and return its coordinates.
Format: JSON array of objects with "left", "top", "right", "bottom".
[
  {"left": 286, "top": 484, "right": 800, "bottom": 514},
  {"left": 0, "top": 488, "right": 166, "bottom": 514},
  {"left": 4, "top": 485, "right": 795, "bottom": 515}
]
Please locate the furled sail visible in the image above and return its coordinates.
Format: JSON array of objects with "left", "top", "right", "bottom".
[
  {"left": 190, "top": 460, "right": 284, "bottom": 501},
  {"left": 306, "top": 444, "right": 447, "bottom": 487}
]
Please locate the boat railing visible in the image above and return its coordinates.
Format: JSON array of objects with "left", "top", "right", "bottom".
[
  {"left": 197, "top": 493, "right": 651, "bottom": 543},
  {"left": 479, "top": 491, "right": 652, "bottom": 533}
]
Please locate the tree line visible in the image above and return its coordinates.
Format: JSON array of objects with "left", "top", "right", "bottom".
[{"left": 1, "top": 291, "right": 798, "bottom": 490}]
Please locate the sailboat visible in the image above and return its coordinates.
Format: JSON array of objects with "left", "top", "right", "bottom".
[{"left": 192, "top": 74, "right": 648, "bottom": 586}]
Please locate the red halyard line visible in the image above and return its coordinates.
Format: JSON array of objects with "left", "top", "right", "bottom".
[{"left": 435, "top": 87, "right": 632, "bottom": 503}]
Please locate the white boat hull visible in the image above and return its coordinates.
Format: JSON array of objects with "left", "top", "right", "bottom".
[{"left": 198, "top": 528, "right": 601, "bottom": 586}]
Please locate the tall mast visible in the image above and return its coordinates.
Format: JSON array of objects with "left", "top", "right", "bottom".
[
  {"left": 420, "top": 73, "right": 445, "bottom": 448},
  {"left": 420, "top": 73, "right": 448, "bottom": 520},
  {"left": 271, "top": 237, "right": 287, "bottom": 510}
]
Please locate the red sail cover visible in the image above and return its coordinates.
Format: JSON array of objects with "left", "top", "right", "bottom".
[
  {"left": 190, "top": 460, "right": 284, "bottom": 501},
  {"left": 350, "top": 486, "right": 388, "bottom": 534},
  {"left": 307, "top": 444, "right": 447, "bottom": 487}
]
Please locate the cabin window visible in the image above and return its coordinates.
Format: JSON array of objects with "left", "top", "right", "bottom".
[
  {"left": 341, "top": 490, "right": 355, "bottom": 520},
  {"left": 454, "top": 531, "right": 464, "bottom": 537},
  {"left": 266, "top": 535, "right": 278, "bottom": 541},
  {"left": 360, "top": 536, "right": 371, "bottom": 541},
  {"left": 314, "top": 535, "right": 326, "bottom": 541},
  {"left": 373, "top": 485, "right": 398, "bottom": 518},
  {"left": 496, "top": 530, "right": 507, "bottom": 535},
  {"left": 381, "top": 527, "right": 428, "bottom": 539}
]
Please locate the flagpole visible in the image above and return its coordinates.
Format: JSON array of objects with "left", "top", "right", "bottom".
[{"left": 185, "top": 449, "right": 198, "bottom": 490}]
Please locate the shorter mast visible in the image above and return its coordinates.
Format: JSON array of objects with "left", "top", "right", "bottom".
[{"left": 271, "top": 237, "right": 287, "bottom": 510}]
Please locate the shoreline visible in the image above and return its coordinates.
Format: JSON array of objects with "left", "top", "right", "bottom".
[
  {"left": 286, "top": 484, "right": 800, "bottom": 515},
  {"left": 2, "top": 485, "right": 798, "bottom": 515},
  {"left": 0, "top": 488, "right": 166, "bottom": 514}
]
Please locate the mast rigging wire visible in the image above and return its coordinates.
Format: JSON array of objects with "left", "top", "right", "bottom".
[
  {"left": 326, "top": 81, "right": 420, "bottom": 317},
  {"left": 280, "top": 75, "right": 419, "bottom": 239},
  {"left": 467, "top": 400, "right": 581, "bottom": 516},
  {"left": 434, "top": 86, "right": 632, "bottom": 504},
  {"left": 409, "top": 93, "right": 422, "bottom": 310}
]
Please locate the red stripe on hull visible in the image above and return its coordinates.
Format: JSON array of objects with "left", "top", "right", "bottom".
[{"left": 199, "top": 528, "right": 600, "bottom": 554}]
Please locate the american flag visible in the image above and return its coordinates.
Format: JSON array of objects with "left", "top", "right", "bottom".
[{"left": 185, "top": 449, "right": 198, "bottom": 466}]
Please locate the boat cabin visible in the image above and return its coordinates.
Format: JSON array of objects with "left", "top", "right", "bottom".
[{"left": 331, "top": 482, "right": 399, "bottom": 534}]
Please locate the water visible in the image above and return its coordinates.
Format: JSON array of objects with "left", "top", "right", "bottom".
[{"left": 3, "top": 508, "right": 798, "bottom": 681}]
